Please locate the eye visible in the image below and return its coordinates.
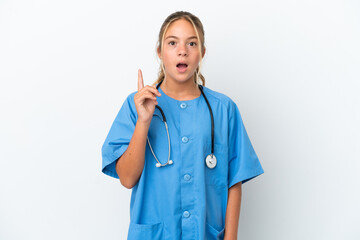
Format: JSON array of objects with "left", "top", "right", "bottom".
[
  {"left": 188, "top": 42, "right": 197, "bottom": 47},
  {"left": 168, "top": 41, "right": 176, "bottom": 46}
]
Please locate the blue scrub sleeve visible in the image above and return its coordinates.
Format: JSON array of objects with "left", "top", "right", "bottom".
[
  {"left": 228, "top": 101, "right": 264, "bottom": 188},
  {"left": 101, "top": 92, "right": 137, "bottom": 179}
]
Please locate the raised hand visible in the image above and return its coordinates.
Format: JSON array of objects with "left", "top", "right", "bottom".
[{"left": 134, "top": 69, "right": 161, "bottom": 124}]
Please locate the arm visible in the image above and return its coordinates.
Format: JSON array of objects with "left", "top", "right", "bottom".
[
  {"left": 224, "top": 182, "right": 242, "bottom": 240},
  {"left": 115, "top": 69, "right": 160, "bottom": 189},
  {"left": 115, "top": 119, "right": 150, "bottom": 189}
]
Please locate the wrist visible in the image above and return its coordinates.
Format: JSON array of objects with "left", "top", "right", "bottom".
[{"left": 137, "top": 118, "right": 151, "bottom": 126}]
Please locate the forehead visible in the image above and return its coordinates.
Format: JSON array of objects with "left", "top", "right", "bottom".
[{"left": 164, "top": 19, "right": 197, "bottom": 38}]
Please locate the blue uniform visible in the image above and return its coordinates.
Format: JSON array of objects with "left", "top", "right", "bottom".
[{"left": 101, "top": 85, "right": 264, "bottom": 240}]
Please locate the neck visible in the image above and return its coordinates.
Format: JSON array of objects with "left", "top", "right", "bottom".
[{"left": 161, "top": 75, "right": 201, "bottom": 100}]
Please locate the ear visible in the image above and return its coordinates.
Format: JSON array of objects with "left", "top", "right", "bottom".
[
  {"left": 157, "top": 46, "right": 161, "bottom": 59},
  {"left": 202, "top": 47, "right": 206, "bottom": 58}
]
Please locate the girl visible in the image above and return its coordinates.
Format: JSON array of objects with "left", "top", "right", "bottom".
[{"left": 101, "top": 11, "right": 264, "bottom": 240}]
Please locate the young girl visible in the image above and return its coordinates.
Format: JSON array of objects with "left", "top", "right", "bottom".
[{"left": 101, "top": 11, "right": 264, "bottom": 240}]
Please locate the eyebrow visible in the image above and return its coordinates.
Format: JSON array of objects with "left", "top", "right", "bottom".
[{"left": 165, "top": 36, "right": 198, "bottom": 40}]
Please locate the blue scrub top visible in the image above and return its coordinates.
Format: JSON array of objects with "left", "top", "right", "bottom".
[{"left": 101, "top": 85, "right": 264, "bottom": 240}]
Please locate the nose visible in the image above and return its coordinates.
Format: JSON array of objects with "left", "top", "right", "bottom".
[{"left": 177, "top": 44, "right": 188, "bottom": 57}]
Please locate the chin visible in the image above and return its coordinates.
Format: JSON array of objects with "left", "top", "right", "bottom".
[
  {"left": 175, "top": 77, "right": 194, "bottom": 84},
  {"left": 170, "top": 73, "right": 196, "bottom": 83}
]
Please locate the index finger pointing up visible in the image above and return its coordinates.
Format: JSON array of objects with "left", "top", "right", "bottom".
[{"left": 138, "top": 69, "right": 144, "bottom": 91}]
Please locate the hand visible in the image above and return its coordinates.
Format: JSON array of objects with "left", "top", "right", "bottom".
[{"left": 134, "top": 69, "right": 161, "bottom": 124}]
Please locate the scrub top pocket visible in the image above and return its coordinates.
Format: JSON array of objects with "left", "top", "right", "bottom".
[
  {"left": 206, "top": 222, "right": 225, "bottom": 240},
  {"left": 127, "top": 221, "right": 164, "bottom": 240}
]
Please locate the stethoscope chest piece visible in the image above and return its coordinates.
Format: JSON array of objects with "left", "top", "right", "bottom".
[{"left": 205, "top": 154, "right": 217, "bottom": 169}]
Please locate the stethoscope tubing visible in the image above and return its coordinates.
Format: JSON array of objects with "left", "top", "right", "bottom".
[
  {"left": 198, "top": 84, "right": 214, "bottom": 155},
  {"left": 149, "top": 80, "right": 215, "bottom": 167}
]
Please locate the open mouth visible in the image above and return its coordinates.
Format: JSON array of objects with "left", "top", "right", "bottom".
[{"left": 176, "top": 63, "right": 188, "bottom": 72}]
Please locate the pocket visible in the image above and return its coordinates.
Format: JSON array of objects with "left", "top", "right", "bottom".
[
  {"left": 127, "top": 221, "right": 164, "bottom": 240},
  {"left": 205, "top": 222, "right": 225, "bottom": 240}
]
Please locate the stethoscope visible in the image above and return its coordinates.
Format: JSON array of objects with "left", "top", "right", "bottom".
[{"left": 146, "top": 80, "right": 217, "bottom": 169}]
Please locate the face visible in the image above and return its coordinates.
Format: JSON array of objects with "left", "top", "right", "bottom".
[{"left": 158, "top": 18, "right": 205, "bottom": 84}]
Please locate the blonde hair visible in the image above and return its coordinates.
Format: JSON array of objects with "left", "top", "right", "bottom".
[{"left": 153, "top": 11, "right": 206, "bottom": 86}]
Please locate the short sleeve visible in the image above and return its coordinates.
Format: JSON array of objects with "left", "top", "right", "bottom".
[
  {"left": 228, "top": 101, "right": 264, "bottom": 188},
  {"left": 101, "top": 92, "right": 137, "bottom": 179}
]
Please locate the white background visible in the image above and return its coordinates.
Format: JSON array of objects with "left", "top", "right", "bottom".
[{"left": 1, "top": 0, "right": 359, "bottom": 239}]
